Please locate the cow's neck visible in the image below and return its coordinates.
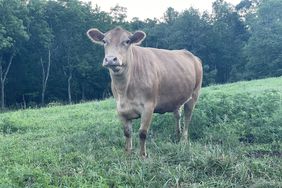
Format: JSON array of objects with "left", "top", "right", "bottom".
[
  {"left": 110, "top": 46, "right": 138, "bottom": 96},
  {"left": 110, "top": 70, "right": 128, "bottom": 95}
]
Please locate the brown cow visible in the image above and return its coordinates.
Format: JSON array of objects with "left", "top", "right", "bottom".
[{"left": 87, "top": 27, "right": 202, "bottom": 157}]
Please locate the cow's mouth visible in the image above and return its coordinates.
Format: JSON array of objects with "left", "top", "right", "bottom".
[{"left": 108, "top": 65, "right": 123, "bottom": 73}]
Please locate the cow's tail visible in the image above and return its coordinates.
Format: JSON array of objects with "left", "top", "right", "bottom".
[{"left": 192, "top": 56, "right": 203, "bottom": 100}]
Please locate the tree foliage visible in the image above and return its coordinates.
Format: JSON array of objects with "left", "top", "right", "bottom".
[
  {"left": 244, "top": 0, "right": 282, "bottom": 78},
  {"left": 0, "top": 0, "right": 281, "bottom": 109}
]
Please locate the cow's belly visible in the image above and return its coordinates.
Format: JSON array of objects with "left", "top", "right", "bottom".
[
  {"left": 154, "top": 79, "right": 194, "bottom": 113},
  {"left": 154, "top": 94, "right": 191, "bottom": 114},
  {"left": 153, "top": 60, "right": 195, "bottom": 113}
]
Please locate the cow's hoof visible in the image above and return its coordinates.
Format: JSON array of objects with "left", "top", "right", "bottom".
[
  {"left": 125, "top": 149, "right": 132, "bottom": 155},
  {"left": 180, "top": 137, "right": 189, "bottom": 145},
  {"left": 140, "top": 153, "right": 148, "bottom": 159},
  {"left": 175, "top": 135, "right": 181, "bottom": 143}
]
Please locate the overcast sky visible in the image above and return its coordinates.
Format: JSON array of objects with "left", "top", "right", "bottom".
[{"left": 82, "top": 0, "right": 241, "bottom": 20}]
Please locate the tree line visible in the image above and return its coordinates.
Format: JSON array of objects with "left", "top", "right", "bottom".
[{"left": 0, "top": 0, "right": 281, "bottom": 109}]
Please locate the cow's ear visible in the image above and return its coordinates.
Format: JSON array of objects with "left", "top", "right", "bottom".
[
  {"left": 87, "top": 28, "right": 105, "bottom": 45},
  {"left": 129, "top": 31, "right": 146, "bottom": 45}
]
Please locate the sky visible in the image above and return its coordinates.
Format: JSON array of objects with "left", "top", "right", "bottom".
[{"left": 82, "top": 0, "right": 242, "bottom": 20}]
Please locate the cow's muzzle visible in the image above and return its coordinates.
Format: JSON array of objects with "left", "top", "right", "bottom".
[
  {"left": 103, "top": 56, "right": 123, "bottom": 73},
  {"left": 103, "top": 56, "right": 122, "bottom": 67}
]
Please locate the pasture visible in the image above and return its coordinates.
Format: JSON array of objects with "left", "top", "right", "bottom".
[{"left": 0, "top": 77, "right": 281, "bottom": 187}]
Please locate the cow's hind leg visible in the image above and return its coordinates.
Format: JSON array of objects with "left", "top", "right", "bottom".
[
  {"left": 173, "top": 109, "right": 181, "bottom": 141},
  {"left": 183, "top": 91, "right": 200, "bottom": 142}
]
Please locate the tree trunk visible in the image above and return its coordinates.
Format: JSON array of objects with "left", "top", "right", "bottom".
[
  {"left": 81, "top": 83, "right": 85, "bottom": 101},
  {"left": 0, "top": 61, "right": 3, "bottom": 110},
  {"left": 41, "top": 48, "right": 51, "bottom": 106},
  {"left": 22, "top": 94, "right": 26, "bottom": 109},
  {"left": 66, "top": 49, "right": 73, "bottom": 104},
  {"left": 41, "top": 88, "right": 45, "bottom": 105},
  {"left": 41, "top": 57, "right": 46, "bottom": 106},
  {"left": 1, "top": 81, "right": 4, "bottom": 110},
  {"left": 0, "top": 53, "right": 15, "bottom": 110},
  {"left": 68, "top": 72, "right": 72, "bottom": 104}
]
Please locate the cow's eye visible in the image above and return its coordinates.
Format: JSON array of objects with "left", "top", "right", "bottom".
[{"left": 123, "top": 39, "right": 130, "bottom": 45}]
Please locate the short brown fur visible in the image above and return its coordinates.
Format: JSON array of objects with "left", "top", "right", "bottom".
[{"left": 87, "top": 27, "right": 203, "bottom": 157}]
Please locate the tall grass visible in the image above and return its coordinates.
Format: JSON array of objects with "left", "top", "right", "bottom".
[{"left": 0, "top": 77, "right": 281, "bottom": 187}]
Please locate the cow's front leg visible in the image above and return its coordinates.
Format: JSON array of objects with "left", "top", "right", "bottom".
[
  {"left": 139, "top": 104, "right": 154, "bottom": 158},
  {"left": 122, "top": 118, "right": 133, "bottom": 154}
]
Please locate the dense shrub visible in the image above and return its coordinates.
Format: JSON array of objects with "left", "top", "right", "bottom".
[
  {"left": 191, "top": 90, "right": 281, "bottom": 144},
  {"left": 150, "top": 86, "right": 281, "bottom": 146}
]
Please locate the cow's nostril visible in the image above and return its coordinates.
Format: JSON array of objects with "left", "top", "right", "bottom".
[
  {"left": 113, "top": 57, "right": 117, "bottom": 62},
  {"left": 105, "top": 57, "right": 108, "bottom": 62}
]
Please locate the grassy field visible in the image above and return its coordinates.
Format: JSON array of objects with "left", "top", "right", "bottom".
[{"left": 0, "top": 77, "right": 282, "bottom": 187}]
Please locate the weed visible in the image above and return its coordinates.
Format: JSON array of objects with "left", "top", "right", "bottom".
[{"left": 0, "top": 77, "right": 281, "bottom": 187}]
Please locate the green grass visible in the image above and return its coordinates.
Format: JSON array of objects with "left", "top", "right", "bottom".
[{"left": 1, "top": 77, "right": 282, "bottom": 187}]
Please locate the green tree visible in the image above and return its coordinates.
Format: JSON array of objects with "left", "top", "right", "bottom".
[
  {"left": 211, "top": 0, "right": 248, "bottom": 83},
  {"left": 236, "top": 0, "right": 260, "bottom": 17},
  {"left": 244, "top": 0, "right": 282, "bottom": 78},
  {"left": 45, "top": 0, "right": 111, "bottom": 103},
  {"left": 27, "top": 0, "right": 54, "bottom": 105},
  {"left": 110, "top": 4, "right": 127, "bottom": 24},
  {"left": 0, "top": 0, "right": 29, "bottom": 109},
  {"left": 163, "top": 7, "right": 178, "bottom": 24}
]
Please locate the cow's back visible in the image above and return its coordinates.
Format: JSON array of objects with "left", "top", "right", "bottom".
[{"left": 130, "top": 46, "right": 202, "bottom": 114}]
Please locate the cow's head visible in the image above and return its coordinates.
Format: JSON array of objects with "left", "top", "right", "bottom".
[{"left": 87, "top": 27, "right": 146, "bottom": 74}]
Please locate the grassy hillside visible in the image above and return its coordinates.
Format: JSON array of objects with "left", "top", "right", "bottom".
[{"left": 1, "top": 77, "right": 282, "bottom": 187}]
